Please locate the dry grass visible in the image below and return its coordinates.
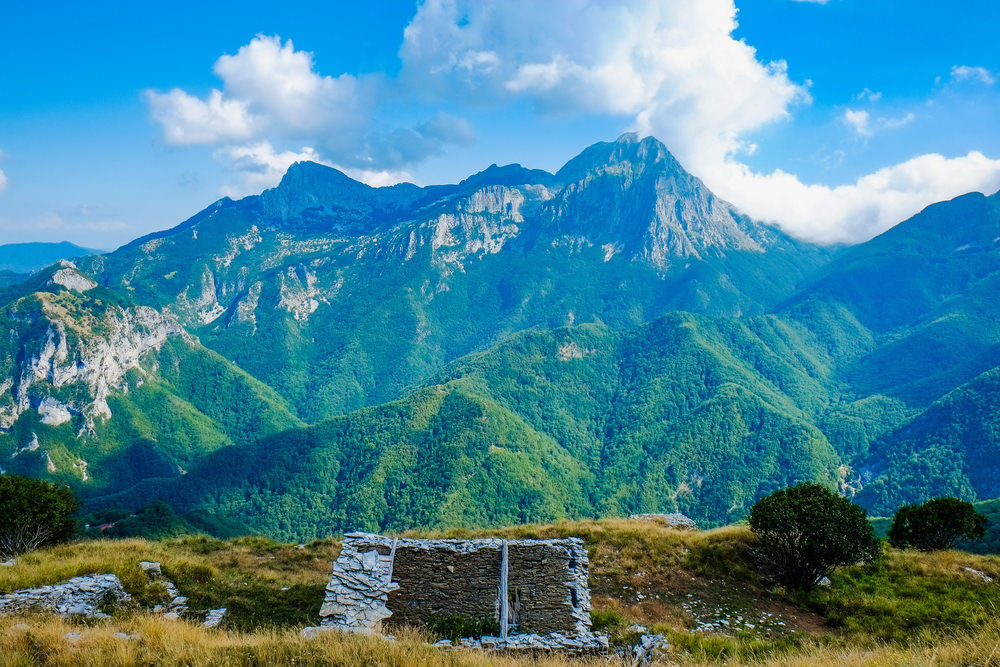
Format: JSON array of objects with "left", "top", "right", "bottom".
[
  {"left": 0, "top": 536, "right": 339, "bottom": 593},
  {"left": 0, "top": 615, "right": 619, "bottom": 667},
  {"left": 1, "top": 614, "right": 997, "bottom": 666},
  {"left": 1, "top": 519, "right": 999, "bottom": 665}
]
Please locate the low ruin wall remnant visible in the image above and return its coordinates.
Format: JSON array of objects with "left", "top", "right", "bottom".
[{"left": 315, "top": 532, "right": 605, "bottom": 650}]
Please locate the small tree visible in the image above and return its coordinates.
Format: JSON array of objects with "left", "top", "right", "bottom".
[
  {"left": 0, "top": 475, "right": 78, "bottom": 559},
  {"left": 748, "top": 483, "right": 881, "bottom": 590},
  {"left": 888, "top": 497, "right": 987, "bottom": 552}
]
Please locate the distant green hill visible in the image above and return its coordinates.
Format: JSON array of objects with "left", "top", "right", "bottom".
[{"left": 0, "top": 241, "right": 103, "bottom": 274}]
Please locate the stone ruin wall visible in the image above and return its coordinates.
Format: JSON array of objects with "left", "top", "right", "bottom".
[
  {"left": 318, "top": 533, "right": 593, "bottom": 638},
  {"left": 385, "top": 544, "right": 501, "bottom": 627}
]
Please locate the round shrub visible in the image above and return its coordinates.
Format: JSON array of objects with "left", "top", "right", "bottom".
[
  {"left": 748, "top": 483, "right": 881, "bottom": 590},
  {"left": 0, "top": 475, "right": 78, "bottom": 559},
  {"left": 888, "top": 497, "right": 987, "bottom": 552}
]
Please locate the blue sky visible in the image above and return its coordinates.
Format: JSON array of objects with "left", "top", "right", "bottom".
[{"left": 1, "top": 0, "right": 999, "bottom": 249}]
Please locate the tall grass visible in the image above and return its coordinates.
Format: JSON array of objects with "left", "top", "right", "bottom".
[
  {"left": 0, "top": 616, "right": 616, "bottom": 667},
  {"left": 1, "top": 520, "right": 998, "bottom": 665}
]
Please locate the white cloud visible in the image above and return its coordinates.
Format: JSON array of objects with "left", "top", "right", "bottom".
[
  {"left": 0, "top": 168, "right": 6, "bottom": 193},
  {"left": 842, "top": 109, "right": 915, "bottom": 138},
  {"left": 401, "top": 0, "right": 1000, "bottom": 244},
  {"left": 950, "top": 65, "right": 996, "bottom": 86},
  {"left": 147, "top": 36, "right": 372, "bottom": 151},
  {"left": 790, "top": 0, "right": 830, "bottom": 4},
  {"left": 215, "top": 142, "right": 326, "bottom": 198},
  {"left": 402, "top": 0, "right": 808, "bottom": 173},
  {"left": 214, "top": 141, "right": 413, "bottom": 198},
  {"left": 710, "top": 151, "right": 1000, "bottom": 244},
  {"left": 212, "top": 36, "right": 372, "bottom": 140},
  {"left": 146, "top": 89, "right": 258, "bottom": 145},
  {"left": 147, "top": 35, "right": 470, "bottom": 190},
  {"left": 855, "top": 88, "right": 882, "bottom": 102},
  {"left": 842, "top": 109, "right": 871, "bottom": 137},
  {"left": 341, "top": 166, "right": 414, "bottom": 188},
  {"left": 881, "top": 112, "right": 915, "bottom": 130}
]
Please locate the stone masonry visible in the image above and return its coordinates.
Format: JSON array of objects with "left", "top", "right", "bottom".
[
  {"left": 0, "top": 574, "right": 131, "bottom": 618},
  {"left": 312, "top": 532, "right": 606, "bottom": 651}
]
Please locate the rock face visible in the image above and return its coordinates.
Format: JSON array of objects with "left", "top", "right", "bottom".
[
  {"left": 0, "top": 574, "right": 130, "bottom": 618},
  {"left": 310, "top": 532, "right": 606, "bottom": 652},
  {"left": 0, "top": 276, "right": 186, "bottom": 430},
  {"left": 630, "top": 513, "right": 699, "bottom": 531}
]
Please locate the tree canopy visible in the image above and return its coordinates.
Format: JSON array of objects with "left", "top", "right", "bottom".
[
  {"left": 888, "top": 497, "right": 987, "bottom": 552},
  {"left": 0, "top": 475, "right": 78, "bottom": 559},
  {"left": 749, "top": 483, "right": 881, "bottom": 590}
]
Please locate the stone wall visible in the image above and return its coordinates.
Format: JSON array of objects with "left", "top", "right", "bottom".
[
  {"left": 387, "top": 544, "right": 502, "bottom": 626},
  {"left": 318, "top": 533, "right": 594, "bottom": 638}
]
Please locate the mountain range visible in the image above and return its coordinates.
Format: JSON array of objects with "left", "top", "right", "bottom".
[
  {"left": 0, "top": 241, "right": 103, "bottom": 275},
  {"left": 1, "top": 133, "right": 998, "bottom": 540}
]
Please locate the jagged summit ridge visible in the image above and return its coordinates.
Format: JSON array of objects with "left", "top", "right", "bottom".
[
  {"left": 238, "top": 134, "right": 793, "bottom": 264},
  {"left": 549, "top": 134, "right": 790, "bottom": 262}
]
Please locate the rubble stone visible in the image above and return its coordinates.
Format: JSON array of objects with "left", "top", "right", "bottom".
[
  {"left": 0, "top": 574, "right": 130, "bottom": 618},
  {"left": 629, "top": 513, "right": 699, "bottom": 531}
]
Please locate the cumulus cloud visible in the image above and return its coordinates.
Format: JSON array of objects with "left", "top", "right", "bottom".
[
  {"left": 148, "top": 36, "right": 372, "bottom": 149},
  {"left": 146, "top": 35, "right": 472, "bottom": 188},
  {"left": 950, "top": 65, "right": 996, "bottom": 86},
  {"left": 711, "top": 151, "right": 1000, "bottom": 244},
  {"left": 400, "top": 0, "right": 1000, "bottom": 244},
  {"left": 214, "top": 141, "right": 412, "bottom": 197},
  {"left": 402, "top": 0, "right": 807, "bottom": 173},
  {"left": 146, "top": 89, "right": 258, "bottom": 145}
]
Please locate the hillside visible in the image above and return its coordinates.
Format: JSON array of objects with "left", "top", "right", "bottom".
[
  {"left": 781, "top": 190, "right": 1000, "bottom": 511},
  {"left": 0, "top": 519, "right": 998, "bottom": 665},
  {"left": 3, "top": 135, "right": 1000, "bottom": 535},
  {"left": 0, "top": 262, "right": 303, "bottom": 496},
  {"left": 76, "top": 134, "right": 829, "bottom": 421}
]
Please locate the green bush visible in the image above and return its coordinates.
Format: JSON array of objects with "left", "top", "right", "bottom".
[
  {"left": 748, "top": 483, "right": 881, "bottom": 590},
  {"left": 888, "top": 497, "right": 988, "bottom": 551},
  {"left": 590, "top": 609, "right": 627, "bottom": 633},
  {"left": 425, "top": 613, "right": 501, "bottom": 642},
  {"left": 0, "top": 475, "right": 78, "bottom": 559}
]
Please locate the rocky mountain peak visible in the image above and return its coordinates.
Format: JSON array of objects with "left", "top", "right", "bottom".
[
  {"left": 554, "top": 133, "right": 680, "bottom": 185},
  {"left": 548, "top": 134, "right": 787, "bottom": 262},
  {"left": 457, "top": 163, "right": 557, "bottom": 191},
  {"left": 258, "top": 162, "right": 426, "bottom": 234}
]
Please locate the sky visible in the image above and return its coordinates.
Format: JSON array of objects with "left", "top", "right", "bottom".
[{"left": 1, "top": 0, "right": 999, "bottom": 249}]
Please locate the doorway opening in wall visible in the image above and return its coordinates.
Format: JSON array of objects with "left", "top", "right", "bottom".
[{"left": 506, "top": 587, "right": 524, "bottom": 632}]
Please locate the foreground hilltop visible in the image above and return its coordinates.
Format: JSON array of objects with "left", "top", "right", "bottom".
[{"left": 0, "top": 518, "right": 997, "bottom": 665}]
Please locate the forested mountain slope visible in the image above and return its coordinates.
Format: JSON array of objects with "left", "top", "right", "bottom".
[
  {"left": 2, "top": 136, "right": 1000, "bottom": 539},
  {"left": 77, "top": 134, "right": 829, "bottom": 421}
]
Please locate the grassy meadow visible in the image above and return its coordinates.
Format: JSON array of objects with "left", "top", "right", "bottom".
[{"left": 0, "top": 519, "right": 998, "bottom": 665}]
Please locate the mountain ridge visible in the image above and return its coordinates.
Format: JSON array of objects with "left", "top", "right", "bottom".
[{"left": 2, "top": 135, "right": 998, "bottom": 538}]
